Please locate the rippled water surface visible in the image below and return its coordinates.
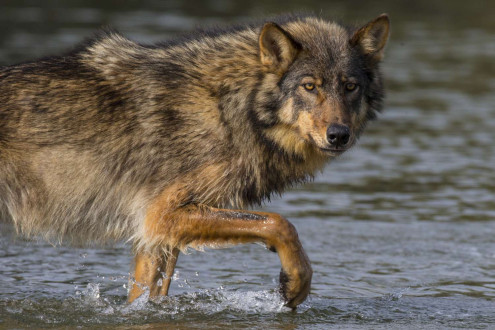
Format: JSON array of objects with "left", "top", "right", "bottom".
[{"left": 1, "top": 1, "right": 495, "bottom": 328}]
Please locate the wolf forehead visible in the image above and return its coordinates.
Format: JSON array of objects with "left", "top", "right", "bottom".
[
  {"left": 284, "top": 18, "right": 349, "bottom": 53},
  {"left": 278, "top": 18, "right": 358, "bottom": 71}
]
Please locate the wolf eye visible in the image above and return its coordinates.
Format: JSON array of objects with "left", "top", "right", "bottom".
[
  {"left": 303, "top": 83, "right": 315, "bottom": 91},
  {"left": 345, "top": 83, "right": 357, "bottom": 91}
]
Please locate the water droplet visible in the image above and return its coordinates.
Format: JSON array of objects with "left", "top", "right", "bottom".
[{"left": 84, "top": 283, "right": 100, "bottom": 300}]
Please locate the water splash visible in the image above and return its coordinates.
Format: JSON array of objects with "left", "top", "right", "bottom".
[
  {"left": 164, "top": 288, "right": 290, "bottom": 314},
  {"left": 83, "top": 283, "right": 101, "bottom": 301},
  {"left": 121, "top": 288, "right": 150, "bottom": 314},
  {"left": 0, "top": 282, "right": 294, "bottom": 326}
]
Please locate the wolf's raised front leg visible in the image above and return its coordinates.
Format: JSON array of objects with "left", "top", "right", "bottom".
[
  {"left": 128, "top": 247, "right": 179, "bottom": 303},
  {"left": 139, "top": 204, "right": 312, "bottom": 308}
]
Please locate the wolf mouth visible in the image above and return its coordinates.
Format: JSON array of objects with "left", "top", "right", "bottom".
[{"left": 319, "top": 147, "right": 348, "bottom": 155}]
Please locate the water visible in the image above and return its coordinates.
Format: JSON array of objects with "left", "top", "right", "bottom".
[{"left": 1, "top": 0, "right": 495, "bottom": 328}]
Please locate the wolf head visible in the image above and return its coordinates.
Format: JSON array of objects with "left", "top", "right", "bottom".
[{"left": 255, "top": 14, "right": 390, "bottom": 158}]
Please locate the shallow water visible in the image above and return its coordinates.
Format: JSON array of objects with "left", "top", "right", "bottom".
[{"left": 1, "top": 1, "right": 495, "bottom": 329}]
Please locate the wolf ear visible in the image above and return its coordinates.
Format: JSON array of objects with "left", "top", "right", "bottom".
[
  {"left": 259, "top": 22, "right": 300, "bottom": 74},
  {"left": 351, "top": 14, "right": 390, "bottom": 62}
]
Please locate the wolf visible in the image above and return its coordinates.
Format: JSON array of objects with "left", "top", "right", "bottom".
[{"left": 0, "top": 13, "right": 390, "bottom": 308}]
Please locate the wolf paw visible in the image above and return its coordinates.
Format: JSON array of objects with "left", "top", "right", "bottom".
[{"left": 279, "top": 266, "right": 312, "bottom": 309}]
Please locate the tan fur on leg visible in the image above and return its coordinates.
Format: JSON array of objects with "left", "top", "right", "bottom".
[{"left": 128, "top": 248, "right": 180, "bottom": 303}]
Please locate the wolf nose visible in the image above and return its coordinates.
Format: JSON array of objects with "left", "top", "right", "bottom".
[{"left": 327, "top": 124, "right": 350, "bottom": 147}]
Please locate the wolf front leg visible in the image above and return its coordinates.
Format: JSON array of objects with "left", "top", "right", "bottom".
[
  {"left": 134, "top": 204, "right": 312, "bottom": 308},
  {"left": 128, "top": 247, "right": 179, "bottom": 303}
]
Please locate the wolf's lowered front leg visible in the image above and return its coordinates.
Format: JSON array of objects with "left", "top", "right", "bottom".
[
  {"left": 143, "top": 204, "right": 312, "bottom": 308},
  {"left": 128, "top": 247, "right": 179, "bottom": 303}
]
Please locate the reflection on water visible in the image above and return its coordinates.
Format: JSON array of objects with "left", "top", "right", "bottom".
[{"left": 1, "top": 0, "right": 495, "bottom": 328}]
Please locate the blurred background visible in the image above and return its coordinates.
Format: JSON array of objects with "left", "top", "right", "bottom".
[{"left": 1, "top": 0, "right": 495, "bottom": 328}]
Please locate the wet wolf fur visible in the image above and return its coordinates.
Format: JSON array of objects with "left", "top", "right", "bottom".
[{"left": 0, "top": 14, "right": 390, "bottom": 307}]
